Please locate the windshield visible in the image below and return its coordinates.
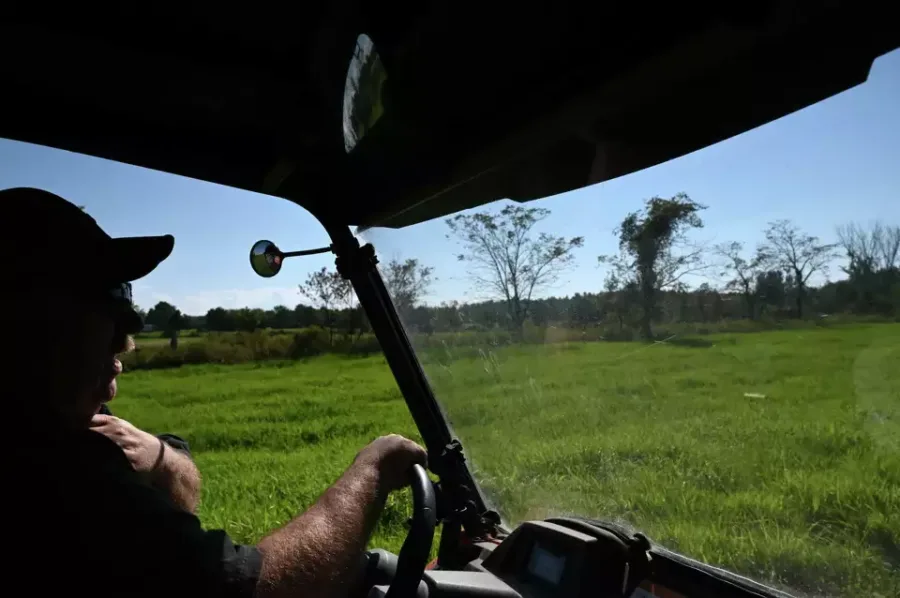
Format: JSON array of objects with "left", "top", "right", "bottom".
[
  {"left": 362, "top": 49, "right": 900, "bottom": 596},
  {"left": 2, "top": 47, "right": 897, "bottom": 598}
]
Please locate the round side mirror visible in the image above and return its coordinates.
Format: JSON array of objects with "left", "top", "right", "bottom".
[{"left": 250, "top": 240, "right": 284, "bottom": 278}]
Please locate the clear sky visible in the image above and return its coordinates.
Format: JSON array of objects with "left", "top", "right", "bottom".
[{"left": 2, "top": 49, "right": 898, "bottom": 316}]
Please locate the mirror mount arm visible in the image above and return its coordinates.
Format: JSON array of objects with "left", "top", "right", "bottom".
[
  {"left": 283, "top": 246, "right": 333, "bottom": 258},
  {"left": 325, "top": 224, "right": 500, "bottom": 548}
]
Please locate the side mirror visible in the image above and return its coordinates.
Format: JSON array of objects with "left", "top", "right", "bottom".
[
  {"left": 250, "top": 240, "right": 283, "bottom": 278},
  {"left": 249, "top": 240, "right": 333, "bottom": 278}
]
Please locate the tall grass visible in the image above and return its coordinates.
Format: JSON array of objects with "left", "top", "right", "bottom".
[{"left": 112, "top": 324, "right": 900, "bottom": 596}]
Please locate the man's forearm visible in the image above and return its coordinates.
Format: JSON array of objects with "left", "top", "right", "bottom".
[
  {"left": 152, "top": 443, "right": 202, "bottom": 514},
  {"left": 255, "top": 460, "right": 386, "bottom": 598}
]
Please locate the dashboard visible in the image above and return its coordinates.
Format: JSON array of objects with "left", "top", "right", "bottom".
[
  {"left": 368, "top": 519, "right": 688, "bottom": 598},
  {"left": 367, "top": 517, "right": 786, "bottom": 598}
]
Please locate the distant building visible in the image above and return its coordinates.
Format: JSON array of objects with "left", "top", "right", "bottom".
[{"left": 142, "top": 324, "right": 156, "bottom": 333}]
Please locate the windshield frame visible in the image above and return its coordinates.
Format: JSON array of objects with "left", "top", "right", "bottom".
[{"left": 321, "top": 221, "right": 502, "bottom": 540}]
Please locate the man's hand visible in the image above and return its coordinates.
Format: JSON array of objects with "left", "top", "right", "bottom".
[
  {"left": 90, "top": 413, "right": 163, "bottom": 473},
  {"left": 353, "top": 434, "right": 427, "bottom": 493},
  {"left": 90, "top": 414, "right": 201, "bottom": 513}
]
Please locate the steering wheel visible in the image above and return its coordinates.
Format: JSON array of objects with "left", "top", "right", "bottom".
[{"left": 384, "top": 463, "right": 437, "bottom": 598}]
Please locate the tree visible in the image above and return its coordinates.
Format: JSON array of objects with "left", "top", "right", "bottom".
[
  {"left": 299, "top": 268, "right": 352, "bottom": 344},
  {"left": 293, "top": 304, "right": 320, "bottom": 328},
  {"left": 165, "top": 311, "right": 184, "bottom": 337},
  {"left": 145, "top": 301, "right": 181, "bottom": 331},
  {"left": 339, "top": 299, "right": 368, "bottom": 343},
  {"left": 206, "top": 307, "right": 236, "bottom": 331},
  {"left": 599, "top": 269, "right": 637, "bottom": 334},
  {"left": 433, "top": 301, "right": 463, "bottom": 332},
  {"left": 599, "top": 193, "right": 707, "bottom": 339},
  {"left": 716, "top": 241, "right": 766, "bottom": 319},
  {"left": 754, "top": 270, "right": 788, "bottom": 316},
  {"left": 837, "top": 221, "right": 900, "bottom": 272},
  {"left": 835, "top": 221, "right": 900, "bottom": 314},
  {"left": 382, "top": 258, "right": 434, "bottom": 321},
  {"left": 446, "top": 205, "right": 584, "bottom": 333},
  {"left": 269, "top": 305, "right": 296, "bottom": 329},
  {"left": 759, "top": 220, "right": 839, "bottom": 319},
  {"left": 692, "top": 283, "right": 713, "bottom": 322},
  {"left": 569, "top": 293, "right": 601, "bottom": 327},
  {"left": 132, "top": 305, "right": 148, "bottom": 323},
  {"left": 233, "top": 308, "right": 266, "bottom": 332}
]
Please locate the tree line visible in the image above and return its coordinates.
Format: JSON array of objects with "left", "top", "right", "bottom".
[{"left": 141, "top": 194, "right": 900, "bottom": 342}]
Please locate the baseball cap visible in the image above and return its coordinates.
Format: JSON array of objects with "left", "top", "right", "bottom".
[{"left": 1, "top": 187, "right": 175, "bottom": 332}]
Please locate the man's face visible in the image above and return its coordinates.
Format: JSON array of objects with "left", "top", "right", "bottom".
[
  {"left": 42, "top": 295, "right": 134, "bottom": 426},
  {"left": 84, "top": 310, "right": 133, "bottom": 408}
]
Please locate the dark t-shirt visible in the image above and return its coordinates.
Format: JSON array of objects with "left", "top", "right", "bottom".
[{"left": 11, "top": 415, "right": 262, "bottom": 597}]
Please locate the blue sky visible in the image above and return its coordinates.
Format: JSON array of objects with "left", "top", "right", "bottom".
[{"left": 2, "top": 50, "right": 898, "bottom": 316}]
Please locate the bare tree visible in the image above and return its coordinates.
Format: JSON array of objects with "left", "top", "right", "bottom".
[
  {"left": 382, "top": 258, "right": 434, "bottom": 316},
  {"left": 655, "top": 242, "right": 709, "bottom": 291},
  {"left": 446, "top": 205, "right": 584, "bottom": 333},
  {"left": 715, "top": 241, "right": 766, "bottom": 319},
  {"left": 759, "top": 220, "right": 839, "bottom": 319},
  {"left": 299, "top": 267, "right": 353, "bottom": 344},
  {"left": 879, "top": 225, "right": 900, "bottom": 269},
  {"left": 837, "top": 221, "right": 900, "bottom": 272},
  {"left": 599, "top": 193, "right": 707, "bottom": 339},
  {"left": 835, "top": 221, "right": 900, "bottom": 315}
]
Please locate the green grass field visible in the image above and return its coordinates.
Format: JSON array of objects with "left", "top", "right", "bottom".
[{"left": 113, "top": 324, "right": 899, "bottom": 597}]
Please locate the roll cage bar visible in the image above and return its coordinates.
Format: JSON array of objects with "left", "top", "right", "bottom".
[{"left": 324, "top": 221, "right": 502, "bottom": 563}]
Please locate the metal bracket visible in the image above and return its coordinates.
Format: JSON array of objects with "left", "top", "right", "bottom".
[
  {"left": 334, "top": 241, "right": 379, "bottom": 280},
  {"left": 440, "top": 439, "right": 465, "bottom": 468},
  {"left": 433, "top": 439, "right": 501, "bottom": 541}
]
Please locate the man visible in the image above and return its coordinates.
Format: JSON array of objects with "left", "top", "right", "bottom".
[{"left": 5, "top": 187, "right": 426, "bottom": 598}]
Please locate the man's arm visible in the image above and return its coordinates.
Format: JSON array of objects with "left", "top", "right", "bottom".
[
  {"left": 90, "top": 413, "right": 202, "bottom": 513},
  {"left": 151, "top": 438, "right": 202, "bottom": 513},
  {"left": 82, "top": 431, "right": 424, "bottom": 598},
  {"left": 256, "top": 435, "right": 426, "bottom": 598}
]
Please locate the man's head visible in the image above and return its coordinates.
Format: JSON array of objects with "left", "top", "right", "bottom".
[{"left": 1, "top": 187, "right": 174, "bottom": 428}]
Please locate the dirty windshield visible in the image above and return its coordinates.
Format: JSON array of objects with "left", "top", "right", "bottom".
[{"left": 362, "top": 50, "right": 900, "bottom": 596}]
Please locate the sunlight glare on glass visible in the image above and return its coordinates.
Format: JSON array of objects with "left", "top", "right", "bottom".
[{"left": 342, "top": 33, "right": 388, "bottom": 153}]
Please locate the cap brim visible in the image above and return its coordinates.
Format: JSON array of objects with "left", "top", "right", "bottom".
[{"left": 104, "top": 235, "right": 175, "bottom": 283}]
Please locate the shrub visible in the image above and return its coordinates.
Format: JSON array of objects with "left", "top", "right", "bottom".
[
  {"left": 289, "top": 327, "right": 331, "bottom": 358},
  {"left": 120, "top": 315, "right": 897, "bottom": 371}
]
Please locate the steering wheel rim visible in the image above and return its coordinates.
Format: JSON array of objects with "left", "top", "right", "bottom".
[{"left": 384, "top": 463, "right": 436, "bottom": 598}]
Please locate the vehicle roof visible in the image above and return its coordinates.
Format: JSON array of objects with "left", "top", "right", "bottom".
[{"left": 2, "top": 4, "right": 897, "bottom": 229}]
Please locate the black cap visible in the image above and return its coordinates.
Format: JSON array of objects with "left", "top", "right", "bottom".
[{"left": 1, "top": 187, "right": 174, "bottom": 331}]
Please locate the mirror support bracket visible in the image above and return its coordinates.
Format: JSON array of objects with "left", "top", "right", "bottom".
[{"left": 325, "top": 223, "right": 501, "bottom": 548}]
